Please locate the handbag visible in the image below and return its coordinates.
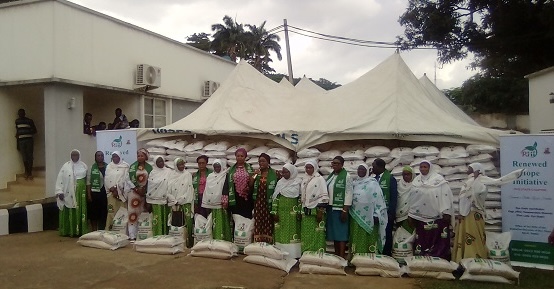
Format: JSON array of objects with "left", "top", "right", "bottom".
[{"left": 171, "top": 206, "right": 185, "bottom": 227}]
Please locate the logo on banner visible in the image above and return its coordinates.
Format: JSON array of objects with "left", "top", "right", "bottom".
[
  {"left": 521, "top": 142, "right": 538, "bottom": 158},
  {"left": 112, "top": 135, "right": 123, "bottom": 148}
]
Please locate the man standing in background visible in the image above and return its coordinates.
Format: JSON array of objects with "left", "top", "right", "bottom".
[{"left": 15, "top": 109, "right": 37, "bottom": 180}]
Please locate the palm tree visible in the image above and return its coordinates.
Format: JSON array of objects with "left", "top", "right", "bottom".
[
  {"left": 244, "top": 21, "right": 282, "bottom": 73},
  {"left": 210, "top": 16, "right": 246, "bottom": 62}
]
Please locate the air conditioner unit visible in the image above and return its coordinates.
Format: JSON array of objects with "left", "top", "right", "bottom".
[
  {"left": 202, "top": 80, "right": 220, "bottom": 97},
  {"left": 136, "top": 64, "right": 161, "bottom": 89}
]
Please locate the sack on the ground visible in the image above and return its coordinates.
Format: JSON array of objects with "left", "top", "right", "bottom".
[
  {"left": 78, "top": 230, "right": 129, "bottom": 250},
  {"left": 486, "top": 231, "right": 511, "bottom": 264},
  {"left": 233, "top": 214, "right": 253, "bottom": 251},
  {"left": 243, "top": 255, "right": 297, "bottom": 273},
  {"left": 137, "top": 213, "right": 153, "bottom": 241},
  {"left": 135, "top": 235, "right": 184, "bottom": 247},
  {"left": 405, "top": 256, "right": 458, "bottom": 273},
  {"left": 111, "top": 207, "right": 128, "bottom": 235},
  {"left": 460, "top": 258, "right": 520, "bottom": 280},
  {"left": 135, "top": 245, "right": 184, "bottom": 255},
  {"left": 77, "top": 239, "right": 130, "bottom": 250},
  {"left": 194, "top": 213, "right": 213, "bottom": 244},
  {"left": 299, "top": 262, "right": 346, "bottom": 275},
  {"left": 355, "top": 267, "right": 403, "bottom": 278},
  {"left": 392, "top": 227, "right": 415, "bottom": 263},
  {"left": 459, "top": 271, "right": 514, "bottom": 284},
  {"left": 192, "top": 239, "right": 238, "bottom": 255},
  {"left": 190, "top": 250, "right": 235, "bottom": 259},
  {"left": 407, "top": 270, "right": 456, "bottom": 280},
  {"left": 299, "top": 251, "right": 347, "bottom": 269},
  {"left": 244, "top": 242, "right": 288, "bottom": 260},
  {"left": 351, "top": 253, "right": 400, "bottom": 271},
  {"left": 168, "top": 225, "right": 185, "bottom": 243}
]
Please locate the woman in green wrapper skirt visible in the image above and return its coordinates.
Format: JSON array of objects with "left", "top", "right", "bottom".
[
  {"left": 55, "top": 149, "right": 89, "bottom": 237},
  {"left": 250, "top": 153, "right": 279, "bottom": 243},
  {"left": 202, "top": 159, "right": 232, "bottom": 241},
  {"left": 300, "top": 160, "right": 329, "bottom": 253},
  {"left": 146, "top": 156, "right": 172, "bottom": 236},
  {"left": 272, "top": 163, "right": 302, "bottom": 258},
  {"left": 349, "top": 164, "right": 388, "bottom": 255},
  {"left": 168, "top": 157, "right": 195, "bottom": 246}
]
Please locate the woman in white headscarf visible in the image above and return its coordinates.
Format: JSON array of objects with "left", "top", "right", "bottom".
[
  {"left": 409, "top": 160, "right": 453, "bottom": 260},
  {"left": 168, "top": 157, "right": 194, "bottom": 246},
  {"left": 55, "top": 149, "right": 88, "bottom": 237},
  {"left": 272, "top": 163, "right": 302, "bottom": 258},
  {"left": 396, "top": 165, "right": 415, "bottom": 233},
  {"left": 453, "top": 163, "right": 524, "bottom": 262},
  {"left": 300, "top": 160, "right": 329, "bottom": 253},
  {"left": 146, "top": 156, "right": 172, "bottom": 236},
  {"left": 202, "top": 159, "right": 232, "bottom": 241},
  {"left": 349, "top": 164, "right": 388, "bottom": 255},
  {"left": 104, "top": 151, "right": 130, "bottom": 231}
]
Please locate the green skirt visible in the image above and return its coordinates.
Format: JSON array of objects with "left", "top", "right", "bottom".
[
  {"left": 59, "top": 178, "right": 88, "bottom": 237},
  {"left": 301, "top": 210, "right": 326, "bottom": 253},
  {"left": 212, "top": 208, "right": 232, "bottom": 242},
  {"left": 273, "top": 195, "right": 301, "bottom": 244},
  {"left": 181, "top": 203, "right": 193, "bottom": 248},
  {"left": 349, "top": 217, "right": 380, "bottom": 255},
  {"left": 152, "top": 204, "right": 169, "bottom": 236}
]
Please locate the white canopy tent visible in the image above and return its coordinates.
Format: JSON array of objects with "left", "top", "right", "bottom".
[
  {"left": 139, "top": 53, "right": 513, "bottom": 150},
  {"left": 295, "top": 76, "right": 326, "bottom": 93}
]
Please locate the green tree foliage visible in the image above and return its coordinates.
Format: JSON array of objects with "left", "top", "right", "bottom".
[
  {"left": 244, "top": 21, "right": 282, "bottom": 73},
  {"left": 185, "top": 33, "right": 212, "bottom": 52},
  {"left": 398, "top": 0, "right": 554, "bottom": 114},
  {"left": 210, "top": 15, "right": 247, "bottom": 62}
]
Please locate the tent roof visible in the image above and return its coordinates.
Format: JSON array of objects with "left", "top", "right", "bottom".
[{"left": 295, "top": 76, "right": 326, "bottom": 93}]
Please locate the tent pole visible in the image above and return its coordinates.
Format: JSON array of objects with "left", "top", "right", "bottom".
[{"left": 284, "top": 19, "right": 294, "bottom": 84}]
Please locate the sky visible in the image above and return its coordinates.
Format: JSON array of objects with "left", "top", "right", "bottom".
[{"left": 69, "top": 0, "right": 479, "bottom": 90}]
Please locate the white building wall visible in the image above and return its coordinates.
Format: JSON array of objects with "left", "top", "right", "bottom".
[
  {"left": 528, "top": 71, "right": 554, "bottom": 133},
  {"left": 0, "top": 1, "right": 235, "bottom": 100}
]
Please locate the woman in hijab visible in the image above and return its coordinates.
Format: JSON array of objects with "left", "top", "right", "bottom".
[
  {"left": 55, "top": 149, "right": 88, "bottom": 237},
  {"left": 272, "top": 163, "right": 302, "bottom": 258},
  {"left": 193, "top": 155, "right": 212, "bottom": 218},
  {"left": 202, "top": 159, "right": 232, "bottom": 241},
  {"left": 453, "top": 163, "right": 524, "bottom": 262},
  {"left": 104, "top": 151, "right": 130, "bottom": 231},
  {"left": 397, "top": 165, "right": 415, "bottom": 233},
  {"left": 349, "top": 164, "right": 388, "bottom": 255},
  {"left": 127, "top": 148, "right": 152, "bottom": 240},
  {"left": 250, "top": 153, "right": 279, "bottom": 243},
  {"left": 228, "top": 148, "right": 254, "bottom": 218},
  {"left": 168, "top": 158, "right": 194, "bottom": 246},
  {"left": 300, "top": 161, "right": 329, "bottom": 253},
  {"left": 86, "top": 151, "right": 108, "bottom": 231},
  {"left": 326, "top": 156, "right": 353, "bottom": 259},
  {"left": 408, "top": 160, "right": 453, "bottom": 260},
  {"left": 146, "top": 156, "right": 172, "bottom": 236}
]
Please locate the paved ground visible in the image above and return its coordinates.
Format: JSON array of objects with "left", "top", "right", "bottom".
[{"left": 0, "top": 231, "right": 416, "bottom": 289}]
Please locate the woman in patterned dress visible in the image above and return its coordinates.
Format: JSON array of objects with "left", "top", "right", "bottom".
[
  {"left": 228, "top": 148, "right": 254, "bottom": 218},
  {"left": 272, "top": 163, "right": 302, "bottom": 258},
  {"left": 349, "top": 164, "right": 388, "bottom": 255},
  {"left": 250, "top": 153, "right": 279, "bottom": 243},
  {"left": 168, "top": 157, "right": 194, "bottom": 246},
  {"left": 193, "top": 155, "right": 212, "bottom": 218},
  {"left": 127, "top": 148, "right": 152, "bottom": 240},
  {"left": 55, "top": 149, "right": 88, "bottom": 237},
  {"left": 300, "top": 160, "right": 329, "bottom": 253},
  {"left": 104, "top": 151, "right": 129, "bottom": 231}
]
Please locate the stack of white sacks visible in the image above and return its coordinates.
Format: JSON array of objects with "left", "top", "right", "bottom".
[
  {"left": 243, "top": 242, "right": 297, "bottom": 273},
  {"left": 77, "top": 230, "right": 130, "bottom": 250},
  {"left": 405, "top": 256, "right": 459, "bottom": 280},
  {"left": 459, "top": 258, "right": 520, "bottom": 284},
  {"left": 134, "top": 235, "right": 184, "bottom": 255},
  {"left": 190, "top": 239, "right": 239, "bottom": 259},
  {"left": 351, "top": 253, "right": 404, "bottom": 277},
  {"left": 298, "top": 251, "right": 347, "bottom": 275}
]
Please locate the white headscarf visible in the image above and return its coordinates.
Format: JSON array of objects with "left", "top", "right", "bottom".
[
  {"left": 146, "top": 156, "right": 172, "bottom": 204},
  {"left": 410, "top": 160, "right": 453, "bottom": 222},
  {"left": 105, "top": 151, "right": 130, "bottom": 201},
  {"left": 168, "top": 157, "right": 194, "bottom": 206},
  {"left": 468, "top": 162, "right": 485, "bottom": 176},
  {"left": 397, "top": 166, "right": 414, "bottom": 222},
  {"left": 273, "top": 163, "right": 301, "bottom": 199},
  {"left": 202, "top": 159, "right": 230, "bottom": 208},
  {"left": 301, "top": 161, "right": 329, "bottom": 208},
  {"left": 55, "top": 149, "right": 88, "bottom": 210}
]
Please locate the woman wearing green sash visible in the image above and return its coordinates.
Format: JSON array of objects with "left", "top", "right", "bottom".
[
  {"left": 272, "top": 163, "right": 302, "bottom": 258},
  {"left": 86, "top": 151, "right": 108, "bottom": 231},
  {"left": 349, "top": 164, "right": 388, "bottom": 255},
  {"left": 168, "top": 158, "right": 194, "bottom": 246},
  {"left": 193, "top": 155, "right": 212, "bottom": 218},
  {"left": 55, "top": 149, "right": 88, "bottom": 237},
  {"left": 251, "top": 153, "right": 279, "bottom": 243},
  {"left": 127, "top": 148, "right": 152, "bottom": 240},
  {"left": 146, "top": 156, "right": 172, "bottom": 235},
  {"left": 300, "top": 160, "right": 329, "bottom": 253},
  {"left": 228, "top": 148, "right": 254, "bottom": 218},
  {"left": 326, "top": 156, "right": 353, "bottom": 259},
  {"left": 202, "top": 159, "right": 232, "bottom": 241}
]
